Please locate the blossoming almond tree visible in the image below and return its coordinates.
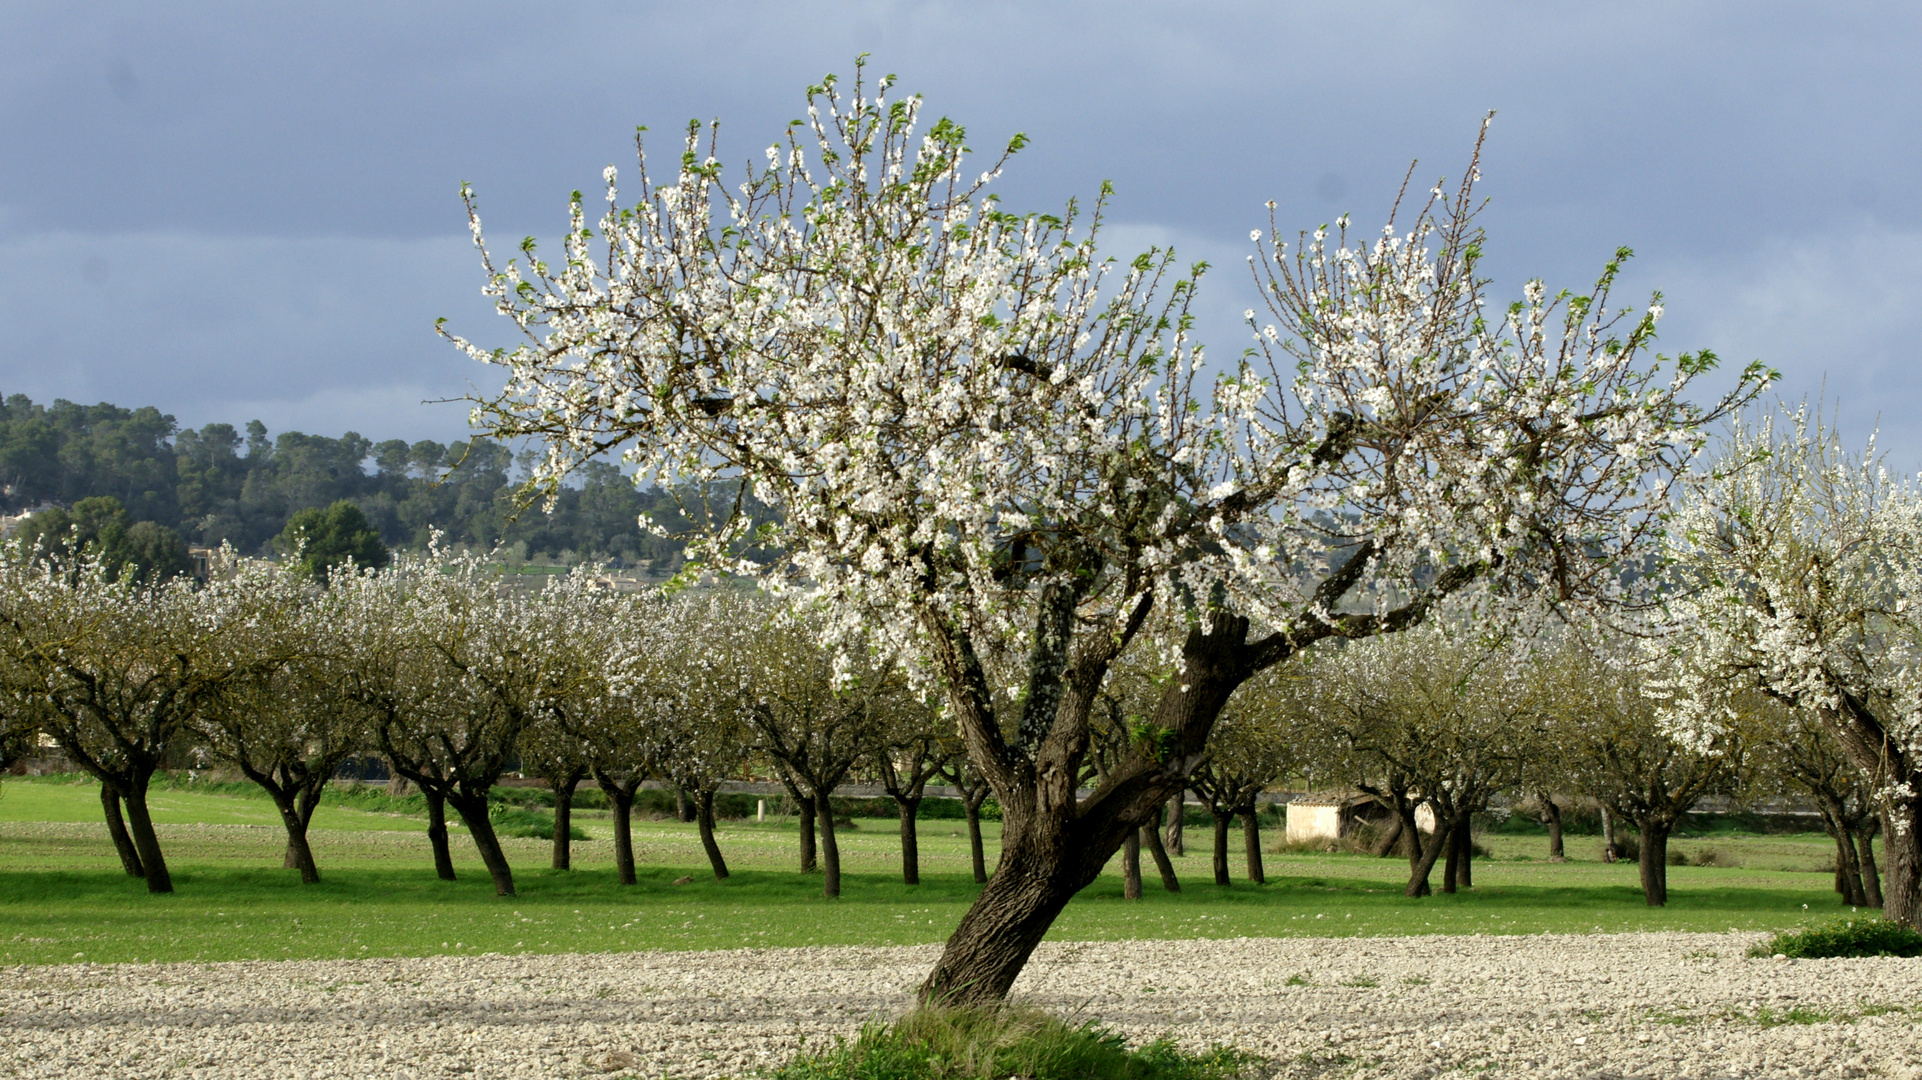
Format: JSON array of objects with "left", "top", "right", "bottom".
[
  {"left": 192, "top": 553, "right": 361, "bottom": 884},
  {"left": 1658, "top": 406, "right": 1922, "bottom": 925},
  {"left": 447, "top": 64, "right": 1766, "bottom": 1002},
  {"left": 0, "top": 543, "right": 277, "bottom": 893}
]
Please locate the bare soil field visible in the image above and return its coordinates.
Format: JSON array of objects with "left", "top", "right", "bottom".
[{"left": 3, "top": 932, "right": 1918, "bottom": 1079}]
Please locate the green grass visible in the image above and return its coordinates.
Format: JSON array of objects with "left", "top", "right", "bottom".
[
  {"left": 1750, "top": 916, "right": 1922, "bottom": 959},
  {"left": 770, "top": 1007, "right": 1258, "bottom": 1080},
  {"left": 0, "top": 775, "right": 1863, "bottom": 967}
]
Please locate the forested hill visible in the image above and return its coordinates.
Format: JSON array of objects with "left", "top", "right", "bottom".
[{"left": 0, "top": 393, "right": 695, "bottom": 568}]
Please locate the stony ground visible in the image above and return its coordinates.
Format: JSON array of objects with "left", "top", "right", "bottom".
[{"left": 2, "top": 932, "right": 1918, "bottom": 1079}]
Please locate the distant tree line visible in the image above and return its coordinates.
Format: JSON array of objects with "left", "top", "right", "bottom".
[{"left": 0, "top": 393, "right": 704, "bottom": 571}]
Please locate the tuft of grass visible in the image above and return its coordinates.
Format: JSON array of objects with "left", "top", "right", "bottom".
[
  {"left": 768, "top": 1006, "right": 1259, "bottom": 1080},
  {"left": 1750, "top": 917, "right": 1922, "bottom": 959}
]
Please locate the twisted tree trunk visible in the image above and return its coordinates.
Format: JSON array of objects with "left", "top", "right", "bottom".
[
  {"left": 1538, "top": 793, "right": 1565, "bottom": 861},
  {"left": 100, "top": 781, "right": 144, "bottom": 878},
  {"left": 696, "top": 787, "right": 729, "bottom": 879},
  {"left": 445, "top": 786, "right": 516, "bottom": 896}
]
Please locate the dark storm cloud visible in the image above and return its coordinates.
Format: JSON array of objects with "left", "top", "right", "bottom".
[{"left": 1, "top": 1, "right": 1917, "bottom": 459}]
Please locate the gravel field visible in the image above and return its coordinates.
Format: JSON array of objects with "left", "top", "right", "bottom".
[{"left": 3, "top": 932, "right": 1918, "bottom": 1080}]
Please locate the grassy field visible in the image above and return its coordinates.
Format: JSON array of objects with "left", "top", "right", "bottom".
[{"left": 0, "top": 775, "right": 1860, "bottom": 966}]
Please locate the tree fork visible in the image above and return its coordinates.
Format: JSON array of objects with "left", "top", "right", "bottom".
[{"left": 446, "top": 789, "right": 517, "bottom": 896}]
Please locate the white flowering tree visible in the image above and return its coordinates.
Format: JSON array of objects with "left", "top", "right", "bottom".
[
  {"left": 746, "top": 602, "right": 895, "bottom": 898},
  {"left": 447, "top": 64, "right": 1766, "bottom": 1001},
  {"left": 336, "top": 550, "right": 582, "bottom": 897},
  {"left": 1307, "top": 625, "right": 1540, "bottom": 896},
  {"left": 1659, "top": 406, "right": 1922, "bottom": 925},
  {"left": 0, "top": 543, "right": 268, "bottom": 893},
  {"left": 1550, "top": 630, "right": 1750, "bottom": 905},
  {"left": 192, "top": 554, "right": 362, "bottom": 884}
]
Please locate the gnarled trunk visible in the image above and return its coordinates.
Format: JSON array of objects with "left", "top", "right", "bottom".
[
  {"left": 895, "top": 796, "right": 922, "bottom": 885},
  {"left": 1143, "top": 811, "right": 1180, "bottom": 891},
  {"left": 919, "top": 811, "right": 1128, "bottom": 1005},
  {"left": 1405, "top": 817, "right": 1447, "bottom": 899},
  {"left": 1238, "top": 807, "right": 1265, "bottom": 884},
  {"left": 1882, "top": 801, "right": 1922, "bottom": 927},
  {"left": 1164, "top": 794, "right": 1185, "bottom": 857},
  {"left": 445, "top": 789, "right": 516, "bottom": 896},
  {"left": 607, "top": 785, "right": 636, "bottom": 884},
  {"left": 268, "top": 788, "right": 321, "bottom": 884},
  {"left": 1539, "top": 794, "right": 1565, "bottom": 861},
  {"left": 120, "top": 770, "right": 172, "bottom": 894},
  {"left": 100, "top": 782, "right": 144, "bottom": 878},
  {"left": 815, "top": 789, "right": 841, "bottom": 898},
  {"left": 425, "top": 790, "right": 457, "bottom": 880},
  {"left": 696, "top": 788, "right": 729, "bottom": 880},
  {"left": 1371, "top": 813, "right": 1405, "bottom": 858},
  {"left": 1636, "top": 819, "right": 1671, "bottom": 906}
]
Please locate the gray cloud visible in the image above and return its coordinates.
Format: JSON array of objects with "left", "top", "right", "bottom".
[{"left": 1, "top": 0, "right": 1917, "bottom": 458}]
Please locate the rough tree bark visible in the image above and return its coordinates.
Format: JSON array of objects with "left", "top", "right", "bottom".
[
  {"left": 423, "top": 790, "right": 458, "bottom": 881},
  {"left": 1634, "top": 815, "right": 1674, "bottom": 907},
  {"left": 896, "top": 795, "right": 922, "bottom": 885},
  {"left": 1165, "top": 794, "right": 1185, "bottom": 857},
  {"left": 548, "top": 766, "right": 586, "bottom": 871},
  {"left": 815, "top": 789, "right": 842, "bottom": 897},
  {"left": 1860, "top": 819, "right": 1884, "bottom": 908},
  {"left": 1370, "top": 813, "right": 1405, "bottom": 858},
  {"left": 594, "top": 770, "right": 643, "bottom": 885},
  {"left": 1209, "top": 808, "right": 1232, "bottom": 886},
  {"left": 1142, "top": 809, "right": 1181, "bottom": 892},
  {"left": 1121, "top": 830, "right": 1143, "bottom": 899},
  {"left": 1238, "top": 806, "right": 1266, "bottom": 885},
  {"left": 444, "top": 784, "right": 517, "bottom": 896},
  {"left": 117, "top": 771, "right": 173, "bottom": 894},
  {"left": 1537, "top": 793, "right": 1565, "bottom": 861}
]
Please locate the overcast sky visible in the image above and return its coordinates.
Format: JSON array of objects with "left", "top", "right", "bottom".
[{"left": 3, "top": 1, "right": 1917, "bottom": 466}]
